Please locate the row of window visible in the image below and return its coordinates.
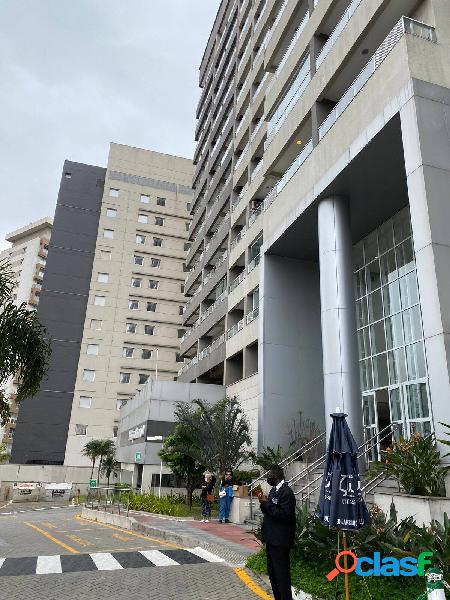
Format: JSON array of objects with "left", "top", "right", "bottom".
[
  {"left": 81, "top": 362, "right": 183, "bottom": 385},
  {"left": 108, "top": 188, "right": 191, "bottom": 212},
  {"left": 75, "top": 423, "right": 119, "bottom": 437},
  {"left": 89, "top": 319, "right": 185, "bottom": 336},
  {"left": 128, "top": 299, "right": 184, "bottom": 314}
]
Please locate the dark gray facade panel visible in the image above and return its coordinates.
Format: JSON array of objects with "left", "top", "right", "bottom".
[{"left": 11, "top": 161, "right": 106, "bottom": 465}]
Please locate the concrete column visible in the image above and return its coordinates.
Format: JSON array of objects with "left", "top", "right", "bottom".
[{"left": 318, "top": 197, "right": 363, "bottom": 444}]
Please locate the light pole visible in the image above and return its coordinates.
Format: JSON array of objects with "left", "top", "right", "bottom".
[{"left": 155, "top": 347, "right": 159, "bottom": 380}]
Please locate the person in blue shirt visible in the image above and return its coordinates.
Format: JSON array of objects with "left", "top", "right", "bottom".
[{"left": 218, "top": 468, "right": 234, "bottom": 523}]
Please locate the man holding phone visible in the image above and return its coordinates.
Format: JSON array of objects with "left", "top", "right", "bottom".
[{"left": 258, "top": 464, "right": 296, "bottom": 600}]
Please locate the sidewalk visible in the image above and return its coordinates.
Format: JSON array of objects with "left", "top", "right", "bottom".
[{"left": 82, "top": 507, "right": 261, "bottom": 566}]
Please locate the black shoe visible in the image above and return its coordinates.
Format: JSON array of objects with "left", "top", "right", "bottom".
[
  {"left": 219, "top": 519, "right": 223, "bottom": 523},
  {"left": 225, "top": 519, "right": 230, "bottom": 523}
]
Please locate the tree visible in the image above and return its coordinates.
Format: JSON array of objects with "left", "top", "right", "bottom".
[
  {"left": 0, "top": 443, "right": 11, "bottom": 464},
  {"left": 101, "top": 453, "right": 120, "bottom": 487},
  {"left": 82, "top": 440, "right": 102, "bottom": 480},
  {"left": 255, "top": 445, "right": 289, "bottom": 471},
  {"left": 174, "top": 397, "right": 253, "bottom": 476},
  {"left": 159, "top": 426, "right": 205, "bottom": 507},
  {"left": 0, "top": 258, "right": 51, "bottom": 425},
  {"left": 96, "top": 440, "right": 116, "bottom": 485}
]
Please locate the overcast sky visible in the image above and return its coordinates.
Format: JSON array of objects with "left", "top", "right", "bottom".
[{"left": 0, "top": 0, "right": 219, "bottom": 249}]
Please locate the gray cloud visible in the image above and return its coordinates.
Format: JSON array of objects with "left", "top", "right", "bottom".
[{"left": 0, "top": 0, "right": 219, "bottom": 248}]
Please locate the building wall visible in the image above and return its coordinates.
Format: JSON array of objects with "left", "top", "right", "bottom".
[
  {"left": 11, "top": 162, "right": 106, "bottom": 464},
  {"left": 64, "top": 145, "right": 194, "bottom": 467}
]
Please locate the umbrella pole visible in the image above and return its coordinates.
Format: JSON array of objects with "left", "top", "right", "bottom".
[{"left": 343, "top": 531, "right": 350, "bottom": 600}]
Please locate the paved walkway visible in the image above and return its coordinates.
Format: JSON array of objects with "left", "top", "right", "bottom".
[{"left": 126, "top": 510, "right": 261, "bottom": 565}]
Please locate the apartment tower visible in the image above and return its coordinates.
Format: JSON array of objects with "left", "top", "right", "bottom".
[
  {"left": 179, "top": 0, "right": 450, "bottom": 458},
  {"left": 0, "top": 218, "right": 53, "bottom": 452},
  {"left": 12, "top": 144, "right": 193, "bottom": 467}
]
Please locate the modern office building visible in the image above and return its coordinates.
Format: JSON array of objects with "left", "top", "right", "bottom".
[
  {"left": 179, "top": 0, "right": 450, "bottom": 459},
  {"left": 0, "top": 218, "right": 53, "bottom": 452},
  {"left": 12, "top": 144, "right": 193, "bottom": 467}
]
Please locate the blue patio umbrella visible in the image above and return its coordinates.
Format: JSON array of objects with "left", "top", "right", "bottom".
[{"left": 316, "top": 412, "right": 370, "bottom": 599}]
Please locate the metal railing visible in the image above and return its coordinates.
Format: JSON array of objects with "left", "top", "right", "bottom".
[
  {"left": 247, "top": 253, "right": 261, "bottom": 273},
  {"left": 85, "top": 486, "right": 134, "bottom": 516},
  {"left": 318, "top": 17, "right": 436, "bottom": 140},
  {"left": 316, "top": 0, "right": 363, "bottom": 69},
  {"left": 234, "top": 143, "right": 249, "bottom": 171},
  {"left": 248, "top": 203, "right": 263, "bottom": 226}
]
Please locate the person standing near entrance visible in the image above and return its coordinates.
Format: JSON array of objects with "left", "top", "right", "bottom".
[
  {"left": 258, "top": 464, "right": 296, "bottom": 600},
  {"left": 218, "top": 468, "right": 234, "bottom": 523},
  {"left": 200, "top": 472, "right": 215, "bottom": 522}
]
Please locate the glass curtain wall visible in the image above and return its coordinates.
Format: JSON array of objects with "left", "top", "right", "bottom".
[{"left": 353, "top": 207, "right": 431, "bottom": 460}]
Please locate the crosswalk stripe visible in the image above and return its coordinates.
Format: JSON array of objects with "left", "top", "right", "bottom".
[
  {"left": 139, "top": 550, "right": 179, "bottom": 566},
  {"left": 0, "top": 559, "right": 5, "bottom": 569},
  {"left": 89, "top": 553, "right": 123, "bottom": 571},
  {"left": 189, "top": 547, "right": 224, "bottom": 563},
  {"left": 36, "top": 555, "right": 62, "bottom": 574}
]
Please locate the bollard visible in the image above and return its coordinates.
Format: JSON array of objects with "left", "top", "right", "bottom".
[{"left": 424, "top": 568, "right": 447, "bottom": 600}]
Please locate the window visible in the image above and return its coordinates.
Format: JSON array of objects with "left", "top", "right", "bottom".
[
  {"left": 149, "top": 280, "right": 159, "bottom": 289},
  {"left": 153, "top": 237, "right": 162, "bottom": 247},
  {"left": 97, "top": 272, "right": 109, "bottom": 283},
  {"left": 138, "top": 374, "right": 149, "bottom": 385},
  {"left": 184, "top": 242, "right": 191, "bottom": 251},
  {"left": 157, "top": 197, "right": 166, "bottom": 206},
  {"left": 138, "top": 214, "right": 148, "bottom": 224},
  {"left": 82, "top": 369, "right": 95, "bottom": 382},
  {"left": 75, "top": 424, "right": 87, "bottom": 436},
  {"left": 187, "top": 203, "right": 191, "bottom": 212},
  {"left": 116, "top": 399, "right": 127, "bottom": 410},
  {"left": 109, "top": 188, "right": 119, "bottom": 197},
  {"left": 101, "top": 250, "right": 111, "bottom": 260},
  {"left": 113, "top": 425, "right": 118, "bottom": 437},
  {"left": 145, "top": 325, "right": 154, "bottom": 336},
  {"left": 136, "top": 234, "right": 146, "bottom": 245},
  {"left": 185, "top": 222, "right": 190, "bottom": 231},
  {"left": 126, "top": 322, "right": 137, "bottom": 333},
  {"left": 122, "top": 347, "right": 134, "bottom": 358},
  {"left": 65, "top": 172, "right": 72, "bottom": 179},
  {"left": 140, "top": 194, "right": 150, "bottom": 204},
  {"left": 131, "top": 277, "right": 142, "bottom": 288},
  {"left": 176, "top": 353, "right": 184, "bottom": 363},
  {"left": 94, "top": 295, "right": 105, "bottom": 306},
  {"left": 119, "top": 372, "right": 131, "bottom": 384},
  {"left": 180, "top": 284, "right": 185, "bottom": 293},
  {"left": 90, "top": 319, "right": 102, "bottom": 330},
  {"left": 179, "top": 305, "right": 185, "bottom": 315},
  {"left": 147, "top": 302, "right": 157, "bottom": 312},
  {"left": 86, "top": 344, "right": 99, "bottom": 356},
  {"left": 79, "top": 396, "right": 92, "bottom": 409},
  {"left": 129, "top": 300, "right": 139, "bottom": 310},
  {"left": 134, "top": 256, "right": 144, "bottom": 266},
  {"left": 155, "top": 217, "right": 164, "bottom": 226},
  {"left": 151, "top": 258, "right": 161, "bottom": 268},
  {"left": 106, "top": 208, "right": 117, "bottom": 218},
  {"left": 178, "top": 329, "right": 185, "bottom": 338},
  {"left": 142, "top": 349, "right": 153, "bottom": 359}
]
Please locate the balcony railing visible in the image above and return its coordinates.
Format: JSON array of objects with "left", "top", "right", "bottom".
[
  {"left": 318, "top": 17, "right": 437, "bottom": 140},
  {"left": 316, "top": 0, "right": 362, "bottom": 69},
  {"left": 231, "top": 182, "right": 249, "bottom": 211},
  {"left": 234, "top": 143, "right": 249, "bottom": 171},
  {"left": 247, "top": 253, "right": 261, "bottom": 273},
  {"left": 266, "top": 0, "right": 288, "bottom": 46},
  {"left": 248, "top": 203, "right": 263, "bottom": 226},
  {"left": 236, "top": 74, "right": 250, "bottom": 104},
  {"left": 235, "top": 107, "right": 249, "bottom": 135},
  {"left": 254, "top": 1, "right": 267, "bottom": 31},
  {"left": 178, "top": 333, "right": 226, "bottom": 376},
  {"left": 226, "top": 306, "right": 259, "bottom": 340},
  {"left": 230, "top": 225, "right": 247, "bottom": 251},
  {"left": 250, "top": 118, "right": 263, "bottom": 142},
  {"left": 250, "top": 159, "right": 263, "bottom": 183},
  {"left": 230, "top": 270, "right": 246, "bottom": 292},
  {"left": 252, "top": 72, "right": 268, "bottom": 99},
  {"left": 246, "top": 305, "right": 259, "bottom": 324}
]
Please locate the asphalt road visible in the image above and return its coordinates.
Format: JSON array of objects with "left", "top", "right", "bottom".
[{"left": 0, "top": 503, "right": 263, "bottom": 600}]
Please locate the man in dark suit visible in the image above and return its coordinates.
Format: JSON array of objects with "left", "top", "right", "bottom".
[{"left": 258, "top": 464, "right": 296, "bottom": 600}]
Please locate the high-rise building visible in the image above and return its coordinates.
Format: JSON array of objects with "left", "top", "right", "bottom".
[
  {"left": 0, "top": 218, "right": 53, "bottom": 453},
  {"left": 12, "top": 144, "right": 193, "bottom": 467},
  {"left": 179, "top": 0, "right": 450, "bottom": 457}
]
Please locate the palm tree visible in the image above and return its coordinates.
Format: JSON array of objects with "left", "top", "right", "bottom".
[
  {"left": 101, "top": 453, "right": 120, "bottom": 486},
  {"left": 96, "top": 440, "right": 116, "bottom": 484},
  {"left": 82, "top": 440, "right": 102, "bottom": 480},
  {"left": 0, "top": 258, "right": 51, "bottom": 425}
]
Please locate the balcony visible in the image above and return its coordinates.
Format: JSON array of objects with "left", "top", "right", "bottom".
[
  {"left": 247, "top": 253, "right": 261, "bottom": 274},
  {"left": 316, "top": 0, "right": 363, "bottom": 70},
  {"left": 318, "top": 17, "right": 437, "bottom": 140},
  {"left": 250, "top": 159, "right": 263, "bottom": 183},
  {"left": 226, "top": 306, "right": 259, "bottom": 340},
  {"left": 178, "top": 333, "right": 226, "bottom": 380},
  {"left": 184, "top": 251, "right": 229, "bottom": 323},
  {"left": 234, "top": 143, "right": 249, "bottom": 172},
  {"left": 248, "top": 203, "right": 263, "bottom": 227}
]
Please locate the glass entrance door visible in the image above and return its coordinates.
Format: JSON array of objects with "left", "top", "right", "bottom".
[{"left": 362, "top": 393, "right": 378, "bottom": 461}]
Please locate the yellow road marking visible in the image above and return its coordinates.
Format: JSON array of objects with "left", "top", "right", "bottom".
[
  {"left": 24, "top": 522, "right": 80, "bottom": 555},
  {"left": 75, "top": 515, "right": 183, "bottom": 549},
  {"left": 41, "top": 521, "right": 57, "bottom": 529},
  {"left": 112, "top": 533, "right": 132, "bottom": 542},
  {"left": 67, "top": 534, "right": 93, "bottom": 547},
  {"left": 234, "top": 567, "right": 273, "bottom": 600}
]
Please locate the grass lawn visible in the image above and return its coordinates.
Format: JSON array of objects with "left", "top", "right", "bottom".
[{"left": 247, "top": 549, "right": 425, "bottom": 600}]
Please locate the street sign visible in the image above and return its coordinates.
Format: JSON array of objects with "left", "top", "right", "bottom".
[
  {"left": 134, "top": 452, "right": 143, "bottom": 463},
  {"left": 89, "top": 479, "right": 97, "bottom": 489}
]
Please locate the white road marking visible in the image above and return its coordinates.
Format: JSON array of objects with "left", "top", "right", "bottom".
[
  {"left": 0, "top": 558, "right": 5, "bottom": 569},
  {"left": 90, "top": 552, "right": 123, "bottom": 571},
  {"left": 36, "top": 555, "right": 62, "bottom": 574},
  {"left": 189, "top": 547, "right": 224, "bottom": 563},
  {"left": 34, "top": 508, "right": 46, "bottom": 511},
  {"left": 139, "top": 550, "right": 179, "bottom": 566}
]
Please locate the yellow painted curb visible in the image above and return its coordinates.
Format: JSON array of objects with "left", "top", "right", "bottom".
[{"left": 234, "top": 567, "right": 273, "bottom": 599}]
